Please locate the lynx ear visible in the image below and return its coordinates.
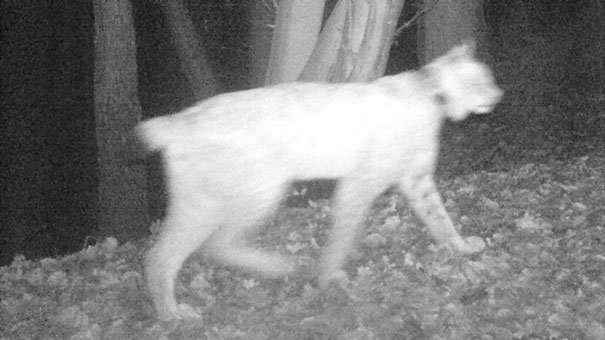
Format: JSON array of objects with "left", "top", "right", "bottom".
[
  {"left": 449, "top": 39, "right": 476, "bottom": 60},
  {"left": 461, "top": 39, "right": 476, "bottom": 55}
]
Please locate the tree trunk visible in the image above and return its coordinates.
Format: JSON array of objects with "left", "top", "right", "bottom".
[
  {"left": 297, "top": 0, "right": 347, "bottom": 82},
  {"left": 264, "top": 0, "right": 325, "bottom": 85},
  {"left": 298, "top": 0, "right": 405, "bottom": 83},
  {"left": 160, "top": 0, "right": 217, "bottom": 100},
  {"left": 93, "top": 0, "right": 149, "bottom": 242},
  {"left": 337, "top": 0, "right": 405, "bottom": 81},
  {"left": 418, "top": 0, "right": 488, "bottom": 64},
  {"left": 259, "top": 0, "right": 405, "bottom": 85},
  {"left": 248, "top": 0, "right": 275, "bottom": 88}
]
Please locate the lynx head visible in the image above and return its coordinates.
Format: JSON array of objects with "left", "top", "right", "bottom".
[{"left": 424, "top": 41, "right": 503, "bottom": 121}]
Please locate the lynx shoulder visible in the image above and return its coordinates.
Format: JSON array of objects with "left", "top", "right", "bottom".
[{"left": 138, "top": 42, "right": 503, "bottom": 320}]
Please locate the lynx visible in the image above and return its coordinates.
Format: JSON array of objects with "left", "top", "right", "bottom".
[{"left": 138, "top": 42, "right": 503, "bottom": 320}]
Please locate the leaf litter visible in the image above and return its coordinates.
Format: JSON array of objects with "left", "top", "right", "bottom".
[{"left": 1, "top": 156, "right": 604, "bottom": 340}]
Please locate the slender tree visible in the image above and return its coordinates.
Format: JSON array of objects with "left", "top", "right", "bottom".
[
  {"left": 264, "top": 0, "right": 325, "bottom": 85},
  {"left": 248, "top": 0, "right": 275, "bottom": 88},
  {"left": 418, "top": 0, "right": 488, "bottom": 64},
  {"left": 262, "top": 0, "right": 405, "bottom": 85},
  {"left": 160, "top": 0, "right": 217, "bottom": 100},
  {"left": 93, "top": 0, "right": 149, "bottom": 241}
]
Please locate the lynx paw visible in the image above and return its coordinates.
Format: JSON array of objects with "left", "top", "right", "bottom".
[
  {"left": 288, "top": 256, "right": 316, "bottom": 279},
  {"left": 256, "top": 256, "right": 298, "bottom": 278},
  {"left": 455, "top": 236, "right": 486, "bottom": 254},
  {"left": 158, "top": 303, "right": 202, "bottom": 321},
  {"left": 318, "top": 269, "right": 349, "bottom": 289}
]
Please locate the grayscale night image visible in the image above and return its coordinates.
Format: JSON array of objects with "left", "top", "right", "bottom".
[{"left": 1, "top": 0, "right": 603, "bottom": 338}]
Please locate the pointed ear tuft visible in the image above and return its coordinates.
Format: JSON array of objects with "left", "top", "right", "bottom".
[
  {"left": 446, "top": 39, "right": 475, "bottom": 62},
  {"left": 448, "top": 39, "right": 476, "bottom": 60},
  {"left": 461, "top": 39, "right": 476, "bottom": 55}
]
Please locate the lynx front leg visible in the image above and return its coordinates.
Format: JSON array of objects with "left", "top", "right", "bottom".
[
  {"left": 319, "top": 178, "right": 388, "bottom": 288},
  {"left": 146, "top": 198, "right": 222, "bottom": 321},
  {"left": 400, "top": 171, "right": 485, "bottom": 253}
]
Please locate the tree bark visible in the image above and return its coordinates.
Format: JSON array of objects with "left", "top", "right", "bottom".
[
  {"left": 93, "top": 0, "right": 149, "bottom": 242},
  {"left": 299, "top": 0, "right": 405, "bottom": 83},
  {"left": 264, "top": 0, "right": 325, "bottom": 85},
  {"left": 160, "top": 0, "right": 217, "bottom": 100},
  {"left": 340, "top": 0, "right": 405, "bottom": 81},
  {"left": 248, "top": 0, "right": 275, "bottom": 88},
  {"left": 297, "top": 0, "right": 347, "bottom": 82},
  {"left": 260, "top": 0, "right": 405, "bottom": 85},
  {"left": 418, "top": 0, "right": 488, "bottom": 64}
]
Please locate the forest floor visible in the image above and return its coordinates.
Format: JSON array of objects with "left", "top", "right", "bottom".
[{"left": 1, "top": 99, "right": 604, "bottom": 339}]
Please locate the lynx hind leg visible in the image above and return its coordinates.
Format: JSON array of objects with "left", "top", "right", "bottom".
[
  {"left": 146, "top": 196, "right": 222, "bottom": 321},
  {"left": 206, "top": 177, "right": 296, "bottom": 278},
  {"left": 319, "top": 177, "right": 389, "bottom": 288},
  {"left": 400, "top": 171, "right": 485, "bottom": 254}
]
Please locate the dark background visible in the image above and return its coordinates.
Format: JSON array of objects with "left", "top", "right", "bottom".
[{"left": 1, "top": 0, "right": 603, "bottom": 265}]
